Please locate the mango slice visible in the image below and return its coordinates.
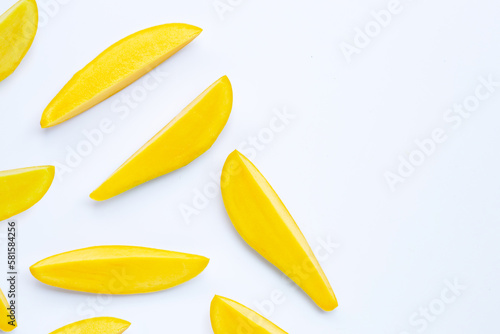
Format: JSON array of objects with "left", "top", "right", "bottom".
[
  {"left": 90, "top": 76, "right": 232, "bottom": 201},
  {"left": 30, "top": 246, "right": 209, "bottom": 294},
  {"left": 40, "top": 23, "right": 202, "bottom": 127},
  {"left": 50, "top": 317, "right": 130, "bottom": 334},
  {"left": 211, "top": 295, "right": 287, "bottom": 334},
  {"left": 221, "top": 151, "right": 338, "bottom": 311},
  {"left": 0, "top": 166, "right": 55, "bottom": 221},
  {"left": 0, "top": 0, "right": 38, "bottom": 82},
  {"left": 0, "top": 287, "right": 15, "bottom": 332}
]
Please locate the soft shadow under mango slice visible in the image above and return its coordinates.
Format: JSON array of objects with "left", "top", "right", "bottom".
[
  {"left": 221, "top": 151, "right": 338, "bottom": 311},
  {"left": 30, "top": 245, "right": 209, "bottom": 294},
  {"left": 40, "top": 23, "right": 202, "bottom": 127},
  {"left": 90, "top": 76, "right": 232, "bottom": 201}
]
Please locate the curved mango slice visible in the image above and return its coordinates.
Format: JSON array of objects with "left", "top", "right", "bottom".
[
  {"left": 221, "top": 151, "right": 337, "bottom": 311},
  {"left": 40, "top": 23, "right": 202, "bottom": 127},
  {"left": 0, "top": 287, "right": 15, "bottom": 332},
  {"left": 30, "top": 245, "right": 209, "bottom": 294},
  {"left": 0, "top": 0, "right": 38, "bottom": 82},
  {"left": 0, "top": 166, "right": 55, "bottom": 221},
  {"left": 90, "top": 76, "right": 232, "bottom": 201},
  {"left": 50, "top": 317, "right": 130, "bottom": 334},
  {"left": 211, "top": 295, "right": 287, "bottom": 334}
]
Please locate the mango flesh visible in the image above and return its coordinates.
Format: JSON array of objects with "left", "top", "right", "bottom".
[
  {"left": 0, "top": 0, "right": 38, "bottom": 82},
  {"left": 0, "top": 166, "right": 55, "bottom": 221},
  {"left": 49, "top": 317, "right": 130, "bottom": 334},
  {"left": 40, "top": 23, "right": 202, "bottom": 127},
  {"left": 221, "top": 151, "right": 338, "bottom": 311},
  {"left": 210, "top": 295, "right": 287, "bottom": 334},
  {"left": 0, "top": 288, "right": 15, "bottom": 332},
  {"left": 30, "top": 246, "right": 209, "bottom": 294},
  {"left": 90, "top": 75, "right": 233, "bottom": 201}
]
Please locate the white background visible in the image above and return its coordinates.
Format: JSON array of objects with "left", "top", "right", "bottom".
[{"left": 1, "top": 0, "right": 499, "bottom": 332}]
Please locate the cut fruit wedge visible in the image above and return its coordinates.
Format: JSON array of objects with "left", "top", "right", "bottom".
[
  {"left": 0, "top": 166, "right": 55, "bottom": 221},
  {"left": 90, "top": 76, "right": 232, "bottom": 201},
  {"left": 0, "top": 0, "right": 38, "bottom": 82},
  {"left": 50, "top": 317, "right": 130, "bottom": 334},
  {"left": 210, "top": 295, "right": 287, "bottom": 334},
  {"left": 40, "top": 23, "right": 202, "bottom": 127},
  {"left": 221, "top": 151, "right": 338, "bottom": 311},
  {"left": 30, "top": 245, "right": 209, "bottom": 294},
  {"left": 0, "top": 287, "right": 15, "bottom": 332}
]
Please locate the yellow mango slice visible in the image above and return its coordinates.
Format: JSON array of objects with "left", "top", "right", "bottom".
[
  {"left": 40, "top": 23, "right": 202, "bottom": 127},
  {"left": 0, "top": 166, "right": 55, "bottom": 221},
  {"left": 90, "top": 76, "right": 232, "bottom": 201},
  {"left": 221, "top": 151, "right": 338, "bottom": 311},
  {"left": 0, "top": 0, "right": 38, "bottom": 82},
  {"left": 0, "top": 287, "right": 15, "bottom": 332},
  {"left": 50, "top": 317, "right": 130, "bottom": 334},
  {"left": 30, "top": 245, "right": 209, "bottom": 294},
  {"left": 211, "top": 295, "right": 287, "bottom": 334}
]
